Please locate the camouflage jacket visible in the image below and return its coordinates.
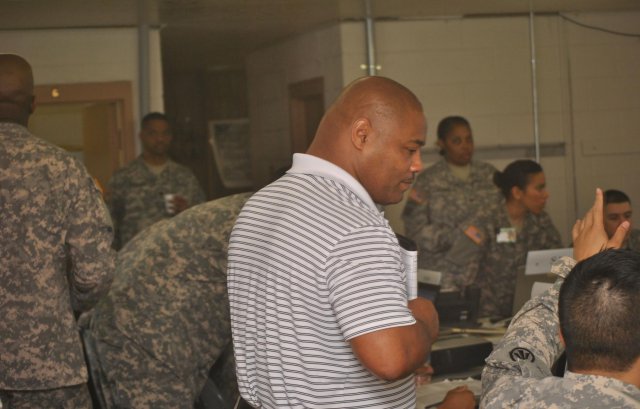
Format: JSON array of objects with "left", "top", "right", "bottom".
[
  {"left": 0, "top": 122, "right": 115, "bottom": 390},
  {"left": 402, "top": 159, "right": 501, "bottom": 290},
  {"left": 90, "top": 193, "right": 251, "bottom": 406},
  {"left": 475, "top": 204, "right": 562, "bottom": 318},
  {"left": 625, "top": 228, "right": 640, "bottom": 252},
  {"left": 481, "top": 257, "right": 640, "bottom": 408},
  {"left": 106, "top": 156, "right": 205, "bottom": 250}
]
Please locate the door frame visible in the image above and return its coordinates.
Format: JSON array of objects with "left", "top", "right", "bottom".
[
  {"left": 34, "top": 81, "right": 135, "bottom": 168},
  {"left": 289, "top": 77, "right": 324, "bottom": 154}
]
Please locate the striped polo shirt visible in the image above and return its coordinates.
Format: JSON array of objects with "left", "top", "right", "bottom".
[{"left": 228, "top": 153, "right": 417, "bottom": 408}]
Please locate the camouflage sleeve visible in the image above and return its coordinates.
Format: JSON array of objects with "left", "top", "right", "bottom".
[
  {"left": 630, "top": 229, "right": 640, "bottom": 252},
  {"left": 481, "top": 257, "right": 576, "bottom": 401},
  {"left": 66, "top": 167, "right": 115, "bottom": 311},
  {"left": 106, "top": 173, "right": 125, "bottom": 250},
  {"left": 538, "top": 211, "right": 563, "bottom": 248},
  {"left": 402, "top": 192, "right": 455, "bottom": 253},
  {"left": 186, "top": 172, "right": 206, "bottom": 206},
  {"left": 442, "top": 230, "right": 483, "bottom": 287}
]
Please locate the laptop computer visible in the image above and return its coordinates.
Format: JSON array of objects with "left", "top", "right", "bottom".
[
  {"left": 524, "top": 248, "right": 573, "bottom": 276},
  {"left": 512, "top": 248, "right": 573, "bottom": 315}
]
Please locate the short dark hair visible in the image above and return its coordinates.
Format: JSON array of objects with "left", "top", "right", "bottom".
[
  {"left": 559, "top": 249, "right": 640, "bottom": 372},
  {"left": 436, "top": 116, "right": 470, "bottom": 141},
  {"left": 141, "top": 112, "right": 169, "bottom": 129},
  {"left": 493, "top": 159, "right": 543, "bottom": 199},
  {"left": 604, "top": 189, "right": 631, "bottom": 206}
]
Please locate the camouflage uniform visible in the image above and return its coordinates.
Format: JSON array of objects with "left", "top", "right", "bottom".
[
  {"left": 402, "top": 159, "right": 501, "bottom": 290},
  {"left": 89, "top": 193, "right": 252, "bottom": 409},
  {"left": 625, "top": 228, "right": 640, "bottom": 252},
  {"left": 0, "top": 123, "right": 115, "bottom": 404},
  {"left": 481, "top": 257, "right": 640, "bottom": 408},
  {"left": 107, "top": 156, "right": 206, "bottom": 249},
  {"left": 0, "top": 384, "right": 91, "bottom": 409},
  {"left": 475, "top": 205, "right": 562, "bottom": 319}
]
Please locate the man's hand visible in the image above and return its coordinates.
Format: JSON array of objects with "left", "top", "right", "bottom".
[
  {"left": 172, "top": 194, "right": 189, "bottom": 214},
  {"left": 415, "top": 363, "right": 434, "bottom": 386},
  {"left": 408, "top": 297, "right": 439, "bottom": 341},
  {"left": 572, "top": 188, "right": 629, "bottom": 261},
  {"left": 437, "top": 385, "right": 476, "bottom": 409}
]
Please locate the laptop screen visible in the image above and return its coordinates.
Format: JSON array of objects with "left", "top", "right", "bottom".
[{"left": 525, "top": 248, "right": 573, "bottom": 275}]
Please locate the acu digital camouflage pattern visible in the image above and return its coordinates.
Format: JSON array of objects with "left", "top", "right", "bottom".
[
  {"left": 402, "top": 159, "right": 501, "bottom": 290},
  {"left": 624, "top": 228, "right": 640, "bottom": 252},
  {"left": 0, "top": 123, "right": 115, "bottom": 390},
  {"left": 106, "top": 156, "right": 206, "bottom": 249},
  {"left": 475, "top": 204, "right": 562, "bottom": 319},
  {"left": 481, "top": 257, "right": 640, "bottom": 408},
  {"left": 89, "top": 193, "right": 252, "bottom": 409},
  {"left": 0, "top": 383, "right": 91, "bottom": 409}
]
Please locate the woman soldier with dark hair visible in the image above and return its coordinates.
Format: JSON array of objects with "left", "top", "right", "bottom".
[
  {"left": 475, "top": 159, "right": 562, "bottom": 319},
  {"left": 402, "top": 116, "right": 500, "bottom": 291}
]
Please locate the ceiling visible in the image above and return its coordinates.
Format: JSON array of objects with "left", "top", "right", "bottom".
[{"left": 2, "top": 0, "right": 639, "bottom": 71}]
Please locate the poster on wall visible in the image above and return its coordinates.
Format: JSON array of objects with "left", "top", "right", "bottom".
[{"left": 208, "top": 118, "right": 252, "bottom": 188}]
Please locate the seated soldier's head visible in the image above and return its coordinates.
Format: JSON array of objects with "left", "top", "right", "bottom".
[
  {"left": 559, "top": 249, "right": 640, "bottom": 380},
  {"left": 603, "top": 189, "right": 633, "bottom": 240}
]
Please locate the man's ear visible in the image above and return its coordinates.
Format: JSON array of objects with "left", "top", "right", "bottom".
[{"left": 351, "top": 118, "right": 371, "bottom": 151}]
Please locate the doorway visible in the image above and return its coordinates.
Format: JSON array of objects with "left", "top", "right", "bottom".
[
  {"left": 30, "top": 81, "right": 135, "bottom": 187},
  {"left": 289, "top": 77, "right": 324, "bottom": 153}
]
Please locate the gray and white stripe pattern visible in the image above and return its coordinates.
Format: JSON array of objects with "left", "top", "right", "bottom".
[{"left": 228, "top": 167, "right": 417, "bottom": 409}]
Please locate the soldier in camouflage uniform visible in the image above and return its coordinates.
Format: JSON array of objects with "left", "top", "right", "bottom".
[
  {"left": 603, "top": 189, "right": 640, "bottom": 252},
  {"left": 0, "top": 54, "right": 115, "bottom": 408},
  {"left": 475, "top": 204, "right": 561, "bottom": 318},
  {"left": 89, "top": 193, "right": 251, "bottom": 409},
  {"left": 482, "top": 192, "right": 639, "bottom": 408},
  {"left": 474, "top": 160, "right": 562, "bottom": 319},
  {"left": 402, "top": 116, "right": 500, "bottom": 291},
  {"left": 106, "top": 112, "right": 205, "bottom": 250}
]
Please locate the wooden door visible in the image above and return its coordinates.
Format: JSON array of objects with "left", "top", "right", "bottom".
[
  {"left": 32, "top": 81, "right": 135, "bottom": 183},
  {"left": 289, "top": 77, "right": 324, "bottom": 153},
  {"left": 82, "top": 102, "right": 120, "bottom": 187}
]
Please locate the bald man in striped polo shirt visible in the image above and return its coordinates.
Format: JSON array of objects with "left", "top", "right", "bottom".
[{"left": 228, "top": 77, "right": 474, "bottom": 408}]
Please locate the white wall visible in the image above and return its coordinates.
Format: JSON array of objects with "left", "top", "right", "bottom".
[
  {"left": 564, "top": 12, "right": 640, "bottom": 217},
  {"left": 268, "top": 17, "right": 576, "bottom": 242},
  {"left": 247, "top": 11, "right": 640, "bottom": 245},
  {"left": 0, "top": 27, "right": 164, "bottom": 155},
  {"left": 245, "top": 25, "right": 344, "bottom": 188},
  {"left": 356, "top": 15, "right": 574, "bottom": 244}
]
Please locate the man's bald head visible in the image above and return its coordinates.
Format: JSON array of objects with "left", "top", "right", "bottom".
[
  {"left": 312, "top": 76, "right": 422, "bottom": 143},
  {"left": 334, "top": 75, "right": 422, "bottom": 117},
  {"left": 308, "top": 76, "right": 426, "bottom": 205},
  {"left": 0, "top": 54, "right": 35, "bottom": 126}
]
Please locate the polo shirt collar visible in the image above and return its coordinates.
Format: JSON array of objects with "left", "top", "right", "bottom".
[{"left": 288, "top": 153, "right": 379, "bottom": 212}]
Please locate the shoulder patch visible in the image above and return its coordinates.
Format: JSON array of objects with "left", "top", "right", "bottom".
[{"left": 509, "top": 347, "right": 535, "bottom": 363}]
